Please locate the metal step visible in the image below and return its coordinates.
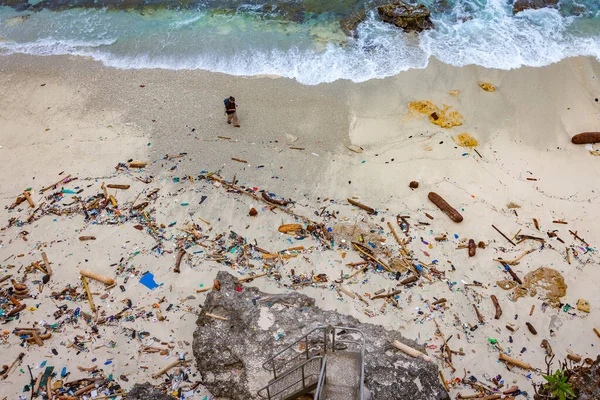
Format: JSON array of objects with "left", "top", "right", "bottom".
[{"left": 322, "top": 352, "right": 361, "bottom": 400}]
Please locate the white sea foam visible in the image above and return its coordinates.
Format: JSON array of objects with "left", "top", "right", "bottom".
[{"left": 0, "top": 2, "right": 599, "bottom": 85}]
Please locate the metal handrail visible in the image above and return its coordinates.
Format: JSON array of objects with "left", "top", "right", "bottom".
[
  {"left": 257, "top": 356, "right": 323, "bottom": 400},
  {"left": 313, "top": 354, "right": 327, "bottom": 400},
  {"left": 259, "top": 325, "right": 366, "bottom": 400},
  {"left": 262, "top": 325, "right": 328, "bottom": 379}
]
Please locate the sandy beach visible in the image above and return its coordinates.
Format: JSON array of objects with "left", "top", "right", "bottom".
[{"left": 1, "top": 53, "right": 600, "bottom": 399}]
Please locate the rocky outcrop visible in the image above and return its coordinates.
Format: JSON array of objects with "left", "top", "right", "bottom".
[
  {"left": 512, "top": 0, "right": 559, "bottom": 14},
  {"left": 193, "top": 271, "right": 449, "bottom": 400},
  {"left": 569, "top": 356, "right": 600, "bottom": 400},
  {"left": 127, "top": 383, "right": 176, "bottom": 400},
  {"left": 377, "top": 1, "right": 434, "bottom": 32},
  {"left": 340, "top": 10, "right": 367, "bottom": 37}
]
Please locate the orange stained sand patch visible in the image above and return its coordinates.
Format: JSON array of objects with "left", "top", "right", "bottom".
[
  {"left": 513, "top": 267, "right": 567, "bottom": 307},
  {"left": 479, "top": 82, "right": 497, "bottom": 92},
  {"left": 453, "top": 133, "right": 479, "bottom": 148},
  {"left": 408, "top": 100, "right": 464, "bottom": 129}
]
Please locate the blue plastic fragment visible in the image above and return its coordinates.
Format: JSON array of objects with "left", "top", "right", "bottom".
[{"left": 139, "top": 273, "right": 161, "bottom": 290}]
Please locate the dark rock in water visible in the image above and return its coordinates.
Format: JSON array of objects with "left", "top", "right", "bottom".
[
  {"left": 512, "top": 0, "right": 559, "bottom": 14},
  {"left": 340, "top": 9, "right": 367, "bottom": 36},
  {"left": 193, "top": 271, "right": 449, "bottom": 400},
  {"left": 127, "top": 383, "right": 176, "bottom": 400},
  {"left": 377, "top": 1, "right": 434, "bottom": 32}
]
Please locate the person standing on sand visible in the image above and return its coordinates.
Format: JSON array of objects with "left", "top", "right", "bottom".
[{"left": 224, "top": 96, "right": 240, "bottom": 127}]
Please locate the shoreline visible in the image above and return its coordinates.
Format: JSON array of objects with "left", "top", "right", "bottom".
[{"left": 1, "top": 53, "right": 600, "bottom": 399}]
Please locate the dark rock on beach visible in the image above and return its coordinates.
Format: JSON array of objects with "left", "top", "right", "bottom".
[
  {"left": 512, "top": 0, "right": 559, "bottom": 14},
  {"left": 193, "top": 271, "right": 449, "bottom": 400},
  {"left": 377, "top": 1, "right": 434, "bottom": 32}
]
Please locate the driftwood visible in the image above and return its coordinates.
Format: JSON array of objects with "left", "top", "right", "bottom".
[
  {"left": 81, "top": 276, "right": 96, "bottom": 312},
  {"left": 80, "top": 270, "right": 115, "bottom": 285},
  {"left": 352, "top": 242, "right": 390, "bottom": 272},
  {"left": 106, "top": 184, "right": 130, "bottom": 189},
  {"left": 492, "top": 225, "right": 516, "bottom": 246},
  {"left": 526, "top": 322, "right": 537, "bottom": 335},
  {"left": 262, "top": 192, "right": 289, "bottom": 206},
  {"left": 41, "top": 252, "right": 52, "bottom": 276},
  {"left": 23, "top": 190, "right": 35, "bottom": 208},
  {"left": 371, "top": 290, "right": 401, "bottom": 300},
  {"left": 79, "top": 236, "right": 96, "bottom": 241},
  {"left": 491, "top": 295, "right": 502, "bottom": 319},
  {"left": 572, "top": 132, "right": 600, "bottom": 144},
  {"left": 392, "top": 340, "right": 432, "bottom": 362},
  {"left": 152, "top": 360, "right": 189, "bottom": 379},
  {"left": 347, "top": 198, "right": 377, "bottom": 215},
  {"left": 498, "top": 353, "right": 531, "bottom": 370},
  {"left": 468, "top": 239, "right": 476, "bottom": 257},
  {"left": 0, "top": 352, "right": 25, "bottom": 380},
  {"left": 428, "top": 192, "right": 463, "bottom": 222},
  {"left": 174, "top": 248, "right": 186, "bottom": 273},
  {"left": 205, "top": 175, "right": 317, "bottom": 225}
]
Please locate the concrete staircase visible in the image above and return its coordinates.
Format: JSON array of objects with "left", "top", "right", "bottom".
[
  {"left": 321, "top": 352, "right": 362, "bottom": 400},
  {"left": 257, "top": 326, "right": 365, "bottom": 400}
]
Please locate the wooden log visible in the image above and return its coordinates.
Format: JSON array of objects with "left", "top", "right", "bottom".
[
  {"left": 392, "top": 340, "right": 432, "bottom": 362},
  {"left": 23, "top": 190, "right": 35, "bottom": 208},
  {"left": 468, "top": 239, "right": 476, "bottom": 257},
  {"left": 0, "top": 352, "right": 25, "bottom": 379},
  {"left": 238, "top": 273, "right": 267, "bottom": 282},
  {"left": 432, "top": 298, "right": 447, "bottom": 305},
  {"left": 498, "top": 353, "right": 532, "bottom": 370},
  {"left": 73, "top": 382, "right": 100, "bottom": 396},
  {"left": 278, "top": 224, "right": 303, "bottom": 233},
  {"left": 594, "top": 328, "right": 600, "bottom": 339},
  {"left": 174, "top": 248, "right": 185, "bottom": 274},
  {"left": 80, "top": 270, "right": 115, "bottom": 285},
  {"left": 572, "top": 132, "right": 600, "bottom": 144},
  {"left": 491, "top": 295, "right": 502, "bottom": 319},
  {"left": 352, "top": 243, "right": 390, "bottom": 272},
  {"left": 79, "top": 236, "right": 96, "bottom": 241},
  {"left": 7, "top": 304, "right": 26, "bottom": 317},
  {"left": 400, "top": 275, "right": 418, "bottom": 285},
  {"left": 336, "top": 285, "right": 356, "bottom": 299},
  {"left": 231, "top": 157, "right": 247, "bottom": 164},
  {"left": 41, "top": 252, "right": 52, "bottom": 276},
  {"left": 31, "top": 330, "right": 44, "bottom": 346},
  {"left": 428, "top": 192, "right": 463, "bottom": 222},
  {"left": 106, "top": 184, "right": 130, "bottom": 190},
  {"left": 81, "top": 276, "right": 96, "bottom": 312},
  {"left": 526, "top": 322, "right": 537, "bottom": 335},
  {"left": 371, "top": 290, "right": 401, "bottom": 300},
  {"left": 347, "top": 198, "right": 377, "bottom": 215},
  {"left": 129, "top": 162, "right": 147, "bottom": 168},
  {"left": 262, "top": 192, "right": 289, "bottom": 206},
  {"left": 152, "top": 360, "right": 188, "bottom": 379}
]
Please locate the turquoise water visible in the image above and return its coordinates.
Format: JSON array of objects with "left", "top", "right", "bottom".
[{"left": 0, "top": 0, "right": 599, "bottom": 84}]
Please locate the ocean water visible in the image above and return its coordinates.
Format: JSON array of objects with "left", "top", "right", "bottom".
[{"left": 0, "top": 0, "right": 599, "bottom": 84}]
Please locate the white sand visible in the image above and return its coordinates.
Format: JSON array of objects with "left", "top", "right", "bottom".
[{"left": 1, "top": 54, "right": 600, "bottom": 399}]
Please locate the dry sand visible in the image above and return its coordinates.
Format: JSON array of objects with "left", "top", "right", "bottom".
[{"left": 1, "top": 53, "right": 600, "bottom": 399}]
